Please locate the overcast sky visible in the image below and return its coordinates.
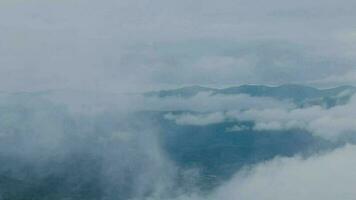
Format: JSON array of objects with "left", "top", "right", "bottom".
[{"left": 1, "top": 0, "right": 356, "bottom": 92}]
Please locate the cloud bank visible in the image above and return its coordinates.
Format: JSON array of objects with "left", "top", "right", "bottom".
[
  {"left": 227, "top": 94, "right": 356, "bottom": 139},
  {"left": 164, "top": 93, "right": 356, "bottom": 140},
  {"left": 210, "top": 144, "right": 356, "bottom": 200}
]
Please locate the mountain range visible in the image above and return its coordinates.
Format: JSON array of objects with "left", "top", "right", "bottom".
[{"left": 145, "top": 84, "right": 356, "bottom": 107}]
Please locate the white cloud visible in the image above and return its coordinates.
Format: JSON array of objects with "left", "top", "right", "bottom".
[
  {"left": 164, "top": 112, "right": 226, "bottom": 126},
  {"left": 254, "top": 121, "right": 284, "bottom": 131},
  {"left": 162, "top": 93, "right": 356, "bottom": 140},
  {"left": 222, "top": 94, "right": 356, "bottom": 139},
  {"left": 225, "top": 124, "right": 249, "bottom": 132},
  {"left": 210, "top": 144, "right": 356, "bottom": 200},
  {"left": 172, "top": 144, "right": 356, "bottom": 200}
]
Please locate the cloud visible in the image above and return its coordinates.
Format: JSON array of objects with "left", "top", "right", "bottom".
[
  {"left": 171, "top": 144, "right": 356, "bottom": 200},
  {"left": 162, "top": 93, "right": 356, "bottom": 140},
  {"left": 0, "top": 93, "right": 185, "bottom": 199},
  {"left": 210, "top": 144, "right": 356, "bottom": 200},
  {"left": 225, "top": 124, "right": 249, "bottom": 132},
  {"left": 227, "top": 95, "right": 356, "bottom": 139},
  {"left": 164, "top": 112, "right": 226, "bottom": 126}
]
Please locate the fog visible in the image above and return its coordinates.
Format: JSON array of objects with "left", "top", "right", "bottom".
[{"left": 1, "top": 0, "right": 356, "bottom": 199}]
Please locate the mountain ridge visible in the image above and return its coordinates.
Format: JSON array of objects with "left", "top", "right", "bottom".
[{"left": 145, "top": 84, "right": 356, "bottom": 107}]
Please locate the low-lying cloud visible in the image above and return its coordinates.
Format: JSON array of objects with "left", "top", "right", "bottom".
[
  {"left": 0, "top": 94, "right": 189, "bottom": 199},
  {"left": 164, "top": 93, "right": 356, "bottom": 140},
  {"left": 210, "top": 144, "right": 356, "bottom": 200},
  {"left": 228, "top": 94, "right": 356, "bottom": 139},
  {"left": 164, "top": 112, "right": 226, "bottom": 126}
]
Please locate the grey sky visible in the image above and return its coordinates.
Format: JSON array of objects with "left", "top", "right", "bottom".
[{"left": 1, "top": 0, "right": 356, "bottom": 92}]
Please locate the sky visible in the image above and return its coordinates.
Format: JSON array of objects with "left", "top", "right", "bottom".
[{"left": 1, "top": 0, "right": 356, "bottom": 92}]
